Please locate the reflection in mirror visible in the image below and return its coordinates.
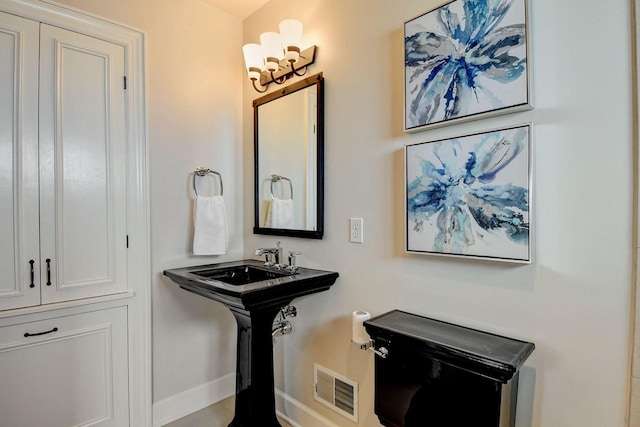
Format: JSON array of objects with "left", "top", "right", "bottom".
[{"left": 254, "top": 73, "right": 324, "bottom": 239}]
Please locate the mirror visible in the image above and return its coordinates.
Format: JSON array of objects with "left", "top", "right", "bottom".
[{"left": 254, "top": 73, "right": 324, "bottom": 239}]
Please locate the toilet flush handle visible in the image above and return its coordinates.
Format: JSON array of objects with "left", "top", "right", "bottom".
[{"left": 370, "top": 341, "right": 389, "bottom": 359}]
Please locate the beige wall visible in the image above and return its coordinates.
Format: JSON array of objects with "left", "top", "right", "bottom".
[
  {"left": 37, "top": 0, "right": 636, "bottom": 425},
  {"left": 243, "top": 1, "right": 634, "bottom": 426},
  {"left": 53, "top": 0, "right": 244, "bottom": 404}
]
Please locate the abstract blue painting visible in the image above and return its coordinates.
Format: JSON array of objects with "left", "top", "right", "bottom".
[
  {"left": 405, "top": 125, "right": 530, "bottom": 262},
  {"left": 405, "top": 0, "right": 530, "bottom": 132}
]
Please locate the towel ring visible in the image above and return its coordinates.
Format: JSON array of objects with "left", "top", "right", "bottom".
[
  {"left": 270, "top": 174, "right": 293, "bottom": 200},
  {"left": 193, "top": 167, "right": 223, "bottom": 197}
]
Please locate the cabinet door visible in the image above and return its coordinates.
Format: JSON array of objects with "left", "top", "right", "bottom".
[
  {"left": 39, "top": 25, "right": 128, "bottom": 303},
  {"left": 0, "top": 12, "right": 41, "bottom": 311},
  {"left": 0, "top": 307, "right": 129, "bottom": 426}
]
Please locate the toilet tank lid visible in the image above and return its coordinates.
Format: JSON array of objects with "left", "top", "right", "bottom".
[{"left": 364, "top": 310, "right": 535, "bottom": 383}]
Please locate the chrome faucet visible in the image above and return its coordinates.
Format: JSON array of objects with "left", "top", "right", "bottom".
[
  {"left": 255, "top": 248, "right": 274, "bottom": 266},
  {"left": 255, "top": 242, "right": 283, "bottom": 268}
]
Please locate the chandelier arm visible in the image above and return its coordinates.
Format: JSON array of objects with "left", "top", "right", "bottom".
[
  {"left": 270, "top": 70, "right": 288, "bottom": 85},
  {"left": 290, "top": 60, "right": 308, "bottom": 77},
  {"left": 252, "top": 79, "right": 268, "bottom": 93}
]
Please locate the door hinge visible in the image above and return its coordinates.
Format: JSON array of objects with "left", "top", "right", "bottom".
[
  {"left": 124, "top": 76, "right": 127, "bottom": 90},
  {"left": 126, "top": 235, "right": 129, "bottom": 248}
]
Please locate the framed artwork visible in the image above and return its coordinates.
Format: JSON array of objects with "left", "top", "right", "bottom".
[
  {"left": 404, "top": 0, "right": 531, "bottom": 132},
  {"left": 405, "top": 125, "right": 531, "bottom": 263}
]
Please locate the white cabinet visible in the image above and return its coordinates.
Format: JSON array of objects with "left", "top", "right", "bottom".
[
  {"left": 0, "top": 2, "right": 150, "bottom": 425},
  {"left": 38, "top": 24, "right": 128, "bottom": 304},
  {"left": 0, "top": 11, "right": 41, "bottom": 311},
  {"left": 0, "top": 12, "right": 128, "bottom": 310},
  {"left": 0, "top": 306, "right": 129, "bottom": 426}
]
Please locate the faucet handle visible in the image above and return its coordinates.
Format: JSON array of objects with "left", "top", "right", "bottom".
[
  {"left": 263, "top": 252, "right": 274, "bottom": 266},
  {"left": 287, "top": 251, "right": 302, "bottom": 272}
]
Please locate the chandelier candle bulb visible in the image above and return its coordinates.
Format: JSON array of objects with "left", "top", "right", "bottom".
[
  {"left": 279, "top": 19, "right": 303, "bottom": 62},
  {"left": 259, "top": 31, "right": 283, "bottom": 71},
  {"left": 242, "top": 43, "right": 264, "bottom": 81}
]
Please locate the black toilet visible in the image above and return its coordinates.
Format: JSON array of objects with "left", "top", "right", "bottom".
[{"left": 364, "top": 310, "right": 534, "bottom": 427}]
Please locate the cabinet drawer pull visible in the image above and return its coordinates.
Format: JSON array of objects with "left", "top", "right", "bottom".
[
  {"left": 29, "top": 260, "right": 35, "bottom": 288},
  {"left": 24, "top": 327, "right": 58, "bottom": 338},
  {"left": 45, "top": 258, "right": 51, "bottom": 286}
]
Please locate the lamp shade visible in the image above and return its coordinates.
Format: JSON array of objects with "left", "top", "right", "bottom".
[
  {"left": 260, "top": 32, "right": 283, "bottom": 71},
  {"left": 242, "top": 43, "right": 264, "bottom": 81},
  {"left": 279, "top": 19, "right": 302, "bottom": 62}
]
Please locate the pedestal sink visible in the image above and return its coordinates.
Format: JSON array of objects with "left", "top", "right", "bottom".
[{"left": 164, "top": 259, "right": 339, "bottom": 427}]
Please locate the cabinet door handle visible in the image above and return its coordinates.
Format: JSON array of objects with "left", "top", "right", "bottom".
[
  {"left": 29, "top": 260, "right": 35, "bottom": 288},
  {"left": 45, "top": 258, "right": 51, "bottom": 286},
  {"left": 24, "top": 327, "right": 58, "bottom": 338}
]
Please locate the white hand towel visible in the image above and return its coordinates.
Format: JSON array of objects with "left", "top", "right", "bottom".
[
  {"left": 193, "top": 195, "right": 228, "bottom": 255},
  {"left": 265, "top": 197, "right": 294, "bottom": 229}
]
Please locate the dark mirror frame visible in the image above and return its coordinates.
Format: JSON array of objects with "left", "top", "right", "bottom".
[{"left": 253, "top": 73, "right": 324, "bottom": 239}]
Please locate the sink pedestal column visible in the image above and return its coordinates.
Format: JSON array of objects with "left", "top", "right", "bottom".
[
  {"left": 228, "top": 306, "right": 284, "bottom": 427},
  {"left": 163, "top": 260, "right": 339, "bottom": 427}
]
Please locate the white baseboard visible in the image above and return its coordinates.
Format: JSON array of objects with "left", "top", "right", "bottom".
[
  {"left": 275, "top": 388, "right": 342, "bottom": 427},
  {"left": 152, "top": 373, "right": 235, "bottom": 427},
  {"left": 152, "top": 376, "right": 337, "bottom": 427}
]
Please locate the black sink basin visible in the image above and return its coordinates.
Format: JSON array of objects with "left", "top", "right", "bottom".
[
  {"left": 191, "top": 265, "right": 289, "bottom": 285},
  {"left": 163, "top": 259, "right": 339, "bottom": 427},
  {"left": 163, "top": 259, "right": 338, "bottom": 311}
]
